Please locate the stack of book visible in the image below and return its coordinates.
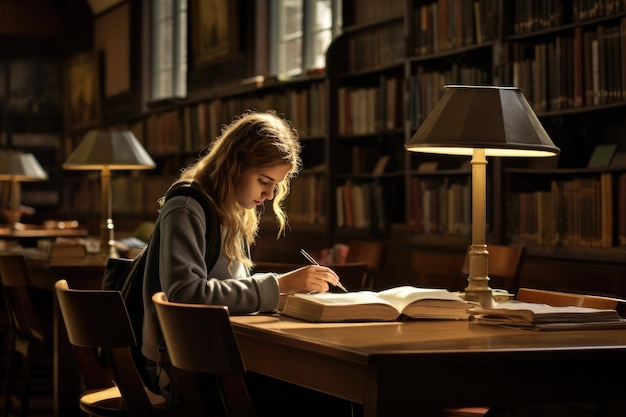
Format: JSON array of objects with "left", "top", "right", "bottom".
[{"left": 469, "top": 301, "right": 626, "bottom": 330}]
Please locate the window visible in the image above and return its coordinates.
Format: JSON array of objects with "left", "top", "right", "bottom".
[
  {"left": 151, "top": 0, "right": 187, "bottom": 100},
  {"left": 270, "top": 0, "right": 342, "bottom": 77}
]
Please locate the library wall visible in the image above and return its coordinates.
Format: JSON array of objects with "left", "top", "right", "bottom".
[{"left": 3, "top": 0, "right": 626, "bottom": 297}]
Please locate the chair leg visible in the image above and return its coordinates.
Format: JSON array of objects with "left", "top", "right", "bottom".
[
  {"left": 3, "top": 333, "right": 18, "bottom": 417},
  {"left": 17, "top": 342, "right": 33, "bottom": 417},
  {"left": 3, "top": 335, "right": 33, "bottom": 417},
  {"left": 219, "top": 374, "right": 257, "bottom": 417}
]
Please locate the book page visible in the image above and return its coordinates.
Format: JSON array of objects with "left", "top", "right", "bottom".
[
  {"left": 376, "top": 286, "right": 464, "bottom": 311},
  {"left": 291, "top": 291, "right": 396, "bottom": 309}
]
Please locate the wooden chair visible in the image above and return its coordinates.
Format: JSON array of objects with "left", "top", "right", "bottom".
[
  {"left": 517, "top": 287, "right": 626, "bottom": 316},
  {"left": 152, "top": 291, "right": 258, "bottom": 417},
  {"left": 0, "top": 254, "right": 53, "bottom": 417},
  {"left": 346, "top": 240, "right": 386, "bottom": 289},
  {"left": 516, "top": 287, "right": 587, "bottom": 306},
  {"left": 461, "top": 245, "right": 526, "bottom": 294},
  {"left": 54, "top": 279, "right": 187, "bottom": 417}
]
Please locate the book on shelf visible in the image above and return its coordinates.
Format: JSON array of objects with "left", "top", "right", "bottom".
[
  {"left": 468, "top": 301, "right": 626, "bottom": 330},
  {"left": 281, "top": 286, "right": 474, "bottom": 322},
  {"left": 587, "top": 144, "right": 617, "bottom": 168}
]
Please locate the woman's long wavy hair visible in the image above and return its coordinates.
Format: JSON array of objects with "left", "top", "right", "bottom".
[{"left": 161, "top": 110, "right": 302, "bottom": 270}]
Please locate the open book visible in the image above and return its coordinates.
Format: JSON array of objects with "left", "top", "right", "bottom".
[
  {"left": 281, "top": 286, "right": 473, "bottom": 322},
  {"left": 469, "top": 301, "right": 626, "bottom": 330}
]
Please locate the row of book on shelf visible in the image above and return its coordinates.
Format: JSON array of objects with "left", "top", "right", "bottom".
[
  {"left": 335, "top": 181, "right": 388, "bottom": 234},
  {"left": 133, "top": 82, "right": 327, "bottom": 157},
  {"left": 411, "top": 0, "right": 499, "bottom": 56},
  {"left": 347, "top": 23, "right": 405, "bottom": 72},
  {"left": 337, "top": 78, "right": 403, "bottom": 136},
  {"left": 279, "top": 285, "right": 626, "bottom": 330},
  {"left": 60, "top": 173, "right": 174, "bottom": 216},
  {"left": 409, "top": 65, "right": 491, "bottom": 129},
  {"left": 507, "top": 172, "right": 626, "bottom": 248},
  {"left": 408, "top": 168, "right": 626, "bottom": 249},
  {"left": 283, "top": 173, "right": 326, "bottom": 225},
  {"left": 513, "top": 0, "right": 626, "bottom": 34},
  {"left": 0, "top": 132, "right": 60, "bottom": 148},
  {"left": 409, "top": 176, "right": 471, "bottom": 236},
  {"left": 509, "top": 17, "right": 626, "bottom": 113}
]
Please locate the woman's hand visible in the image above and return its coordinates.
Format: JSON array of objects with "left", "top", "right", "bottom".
[{"left": 276, "top": 265, "right": 341, "bottom": 294}]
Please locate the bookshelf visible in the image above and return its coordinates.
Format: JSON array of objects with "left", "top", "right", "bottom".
[
  {"left": 0, "top": 58, "right": 65, "bottom": 225},
  {"left": 500, "top": 2, "right": 626, "bottom": 267},
  {"left": 325, "top": 0, "right": 626, "bottom": 292},
  {"left": 11, "top": 0, "right": 626, "bottom": 293},
  {"left": 326, "top": 13, "right": 407, "bottom": 241}
]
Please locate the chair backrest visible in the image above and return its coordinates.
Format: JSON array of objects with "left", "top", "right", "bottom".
[
  {"left": 54, "top": 279, "right": 156, "bottom": 413},
  {"left": 461, "top": 245, "right": 526, "bottom": 293},
  {"left": 346, "top": 240, "right": 386, "bottom": 289},
  {"left": 152, "top": 292, "right": 257, "bottom": 417},
  {"left": 516, "top": 287, "right": 586, "bottom": 307},
  {"left": 517, "top": 287, "right": 626, "bottom": 317},
  {"left": 330, "top": 262, "right": 368, "bottom": 291},
  {"left": 0, "top": 254, "right": 46, "bottom": 343},
  {"left": 151, "top": 292, "right": 244, "bottom": 374}
]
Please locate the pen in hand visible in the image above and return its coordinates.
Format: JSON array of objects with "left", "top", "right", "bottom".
[{"left": 300, "top": 248, "right": 348, "bottom": 293}]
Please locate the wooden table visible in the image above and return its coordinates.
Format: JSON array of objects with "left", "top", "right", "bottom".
[
  {"left": 0, "top": 225, "right": 88, "bottom": 238},
  {"left": 230, "top": 315, "right": 626, "bottom": 417}
]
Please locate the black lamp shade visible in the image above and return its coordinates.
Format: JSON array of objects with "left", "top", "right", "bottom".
[
  {"left": 405, "top": 85, "right": 560, "bottom": 157},
  {"left": 63, "top": 130, "right": 156, "bottom": 170}
]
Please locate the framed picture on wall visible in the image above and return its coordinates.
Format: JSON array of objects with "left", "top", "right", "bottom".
[
  {"left": 65, "top": 52, "right": 100, "bottom": 131},
  {"left": 191, "top": 0, "right": 238, "bottom": 69}
]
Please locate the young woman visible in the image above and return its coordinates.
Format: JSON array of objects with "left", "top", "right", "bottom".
[{"left": 141, "top": 110, "right": 353, "bottom": 415}]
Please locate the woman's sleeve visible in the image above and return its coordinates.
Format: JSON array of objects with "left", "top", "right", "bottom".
[{"left": 158, "top": 197, "right": 280, "bottom": 313}]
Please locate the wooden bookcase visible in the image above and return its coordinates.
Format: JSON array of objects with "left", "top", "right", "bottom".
[
  {"left": 20, "top": 0, "right": 626, "bottom": 294},
  {"left": 328, "top": 0, "right": 626, "bottom": 293},
  {"left": 0, "top": 58, "right": 65, "bottom": 225}
]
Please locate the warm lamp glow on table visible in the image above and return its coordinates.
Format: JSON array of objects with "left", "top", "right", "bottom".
[
  {"left": 63, "top": 130, "right": 155, "bottom": 259},
  {"left": 0, "top": 151, "right": 48, "bottom": 232},
  {"left": 405, "top": 85, "right": 560, "bottom": 307}
]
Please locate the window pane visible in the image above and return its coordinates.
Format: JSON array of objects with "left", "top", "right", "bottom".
[
  {"left": 282, "top": 0, "right": 303, "bottom": 36},
  {"left": 314, "top": 0, "right": 332, "bottom": 30},
  {"left": 271, "top": 0, "right": 341, "bottom": 76},
  {"left": 151, "top": 0, "right": 186, "bottom": 101},
  {"left": 311, "top": 29, "right": 331, "bottom": 68}
]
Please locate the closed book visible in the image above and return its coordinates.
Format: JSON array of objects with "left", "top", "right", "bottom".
[
  {"left": 469, "top": 301, "right": 625, "bottom": 330},
  {"left": 281, "top": 286, "right": 473, "bottom": 322}
]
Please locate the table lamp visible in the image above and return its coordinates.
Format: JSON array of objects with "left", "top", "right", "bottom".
[
  {"left": 405, "top": 85, "right": 560, "bottom": 307},
  {"left": 63, "top": 130, "right": 155, "bottom": 258},
  {"left": 0, "top": 150, "right": 48, "bottom": 232}
]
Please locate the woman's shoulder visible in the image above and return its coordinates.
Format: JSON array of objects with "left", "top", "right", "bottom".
[{"left": 160, "top": 184, "right": 220, "bottom": 226}]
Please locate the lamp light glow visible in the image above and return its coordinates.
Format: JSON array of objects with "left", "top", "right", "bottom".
[{"left": 406, "top": 85, "right": 560, "bottom": 307}]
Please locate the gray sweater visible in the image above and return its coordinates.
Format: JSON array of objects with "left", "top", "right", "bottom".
[{"left": 141, "top": 193, "right": 280, "bottom": 362}]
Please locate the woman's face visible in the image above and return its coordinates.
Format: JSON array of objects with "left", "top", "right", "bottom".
[{"left": 235, "top": 164, "right": 291, "bottom": 209}]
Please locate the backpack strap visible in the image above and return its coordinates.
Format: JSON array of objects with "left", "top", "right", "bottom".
[{"left": 165, "top": 181, "right": 221, "bottom": 271}]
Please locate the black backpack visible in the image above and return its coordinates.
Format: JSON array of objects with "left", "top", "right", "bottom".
[{"left": 101, "top": 181, "right": 221, "bottom": 365}]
